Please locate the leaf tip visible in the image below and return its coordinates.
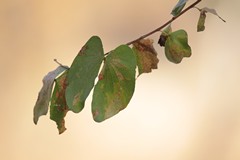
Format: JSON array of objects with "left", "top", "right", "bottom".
[
  {"left": 92, "top": 110, "right": 104, "bottom": 123},
  {"left": 58, "top": 126, "right": 67, "bottom": 134},
  {"left": 33, "top": 117, "right": 38, "bottom": 125}
]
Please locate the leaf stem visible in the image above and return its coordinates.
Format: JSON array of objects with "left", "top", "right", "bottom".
[
  {"left": 126, "top": 0, "right": 202, "bottom": 45},
  {"left": 54, "top": 59, "right": 70, "bottom": 69}
]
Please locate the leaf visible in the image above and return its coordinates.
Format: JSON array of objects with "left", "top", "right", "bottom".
[
  {"left": 132, "top": 39, "right": 159, "bottom": 76},
  {"left": 50, "top": 71, "right": 69, "bottom": 134},
  {"left": 158, "top": 25, "right": 172, "bottom": 47},
  {"left": 171, "top": 0, "right": 188, "bottom": 17},
  {"left": 65, "top": 36, "right": 104, "bottom": 113},
  {"left": 33, "top": 66, "right": 67, "bottom": 124},
  {"left": 197, "top": 7, "right": 226, "bottom": 32},
  {"left": 197, "top": 10, "right": 207, "bottom": 32},
  {"left": 92, "top": 45, "right": 136, "bottom": 122},
  {"left": 202, "top": 7, "right": 226, "bottom": 22},
  {"left": 165, "top": 29, "right": 191, "bottom": 64}
]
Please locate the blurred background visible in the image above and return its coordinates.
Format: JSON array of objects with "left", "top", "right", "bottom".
[{"left": 0, "top": 0, "right": 240, "bottom": 160}]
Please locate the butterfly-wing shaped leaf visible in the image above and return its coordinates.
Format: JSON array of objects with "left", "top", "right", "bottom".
[
  {"left": 50, "top": 71, "right": 69, "bottom": 134},
  {"left": 165, "top": 30, "right": 191, "bottom": 64},
  {"left": 66, "top": 36, "right": 104, "bottom": 113},
  {"left": 92, "top": 45, "right": 136, "bottom": 122},
  {"left": 33, "top": 66, "right": 67, "bottom": 124},
  {"left": 171, "top": 0, "right": 188, "bottom": 16}
]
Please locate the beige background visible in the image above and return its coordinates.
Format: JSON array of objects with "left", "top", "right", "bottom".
[{"left": 1, "top": 0, "right": 240, "bottom": 160}]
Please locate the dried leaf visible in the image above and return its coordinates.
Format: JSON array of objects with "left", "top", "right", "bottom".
[
  {"left": 33, "top": 66, "right": 67, "bottom": 124},
  {"left": 132, "top": 39, "right": 159, "bottom": 76}
]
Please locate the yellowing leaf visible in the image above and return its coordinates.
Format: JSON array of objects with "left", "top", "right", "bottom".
[
  {"left": 165, "top": 29, "right": 191, "bottom": 64},
  {"left": 132, "top": 39, "right": 159, "bottom": 76},
  {"left": 33, "top": 66, "right": 67, "bottom": 124},
  {"left": 65, "top": 36, "right": 104, "bottom": 113},
  {"left": 50, "top": 71, "right": 69, "bottom": 134},
  {"left": 92, "top": 45, "right": 136, "bottom": 122}
]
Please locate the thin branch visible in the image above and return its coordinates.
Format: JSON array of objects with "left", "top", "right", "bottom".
[
  {"left": 54, "top": 59, "right": 70, "bottom": 69},
  {"left": 126, "top": 0, "right": 202, "bottom": 45},
  {"left": 193, "top": 6, "right": 201, "bottom": 11}
]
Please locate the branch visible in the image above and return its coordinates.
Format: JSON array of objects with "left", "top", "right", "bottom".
[{"left": 126, "top": 0, "right": 202, "bottom": 45}]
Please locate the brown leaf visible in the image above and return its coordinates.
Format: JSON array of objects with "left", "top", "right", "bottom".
[{"left": 132, "top": 39, "right": 159, "bottom": 76}]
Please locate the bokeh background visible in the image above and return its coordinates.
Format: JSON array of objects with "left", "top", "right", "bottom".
[{"left": 1, "top": 0, "right": 240, "bottom": 160}]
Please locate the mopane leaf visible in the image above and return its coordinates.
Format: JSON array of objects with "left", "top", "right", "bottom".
[
  {"left": 92, "top": 45, "right": 136, "bottom": 122},
  {"left": 158, "top": 25, "right": 172, "bottom": 47},
  {"left": 66, "top": 36, "right": 104, "bottom": 113},
  {"left": 132, "top": 39, "right": 159, "bottom": 76},
  {"left": 171, "top": 0, "right": 188, "bottom": 17},
  {"left": 50, "top": 71, "right": 68, "bottom": 134},
  {"left": 33, "top": 66, "right": 67, "bottom": 124},
  {"left": 165, "top": 29, "right": 191, "bottom": 64},
  {"left": 197, "top": 11, "right": 207, "bottom": 32}
]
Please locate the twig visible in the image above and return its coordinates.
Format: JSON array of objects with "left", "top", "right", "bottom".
[
  {"left": 54, "top": 59, "right": 70, "bottom": 69},
  {"left": 126, "top": 0, "right": 202, "bottom": 45}
]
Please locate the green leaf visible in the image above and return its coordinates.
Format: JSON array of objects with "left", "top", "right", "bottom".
[
  {"left": 165, "top": 29, "right": 191, "bottom": 64},
  {"left": 197, "top": 11, "right": 207, "bottom": 32},
  {"left": 92, "top": 45, "right": 136, "bottom": 122},
  {"left": 66, "top": 36, "right": 104, "bottom": 113},
  {"left": 171, "top": 0, "right": 188, "bottom": 17},
  {"left": 50, "top": 71, "right": 69, "bottom": 134},
  {"left": 132, "top": 39, "right": 159, "bottom": 76},
  {"left": 33, "top": 66, "right": 67, "bottom": 124}
]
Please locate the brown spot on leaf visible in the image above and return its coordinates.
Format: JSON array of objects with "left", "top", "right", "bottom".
[
  {"left": 73, "top": 93, "right": 81, "bottom": 107},
  {"left": 58, "top": 119, "right": 67, "bottom": 134},
  {"left": 78, "top": 45, "right": 88, "bottom": 55},
  {"left": 98, "top": 73, "right": 104, "bottom": 80},
  {"left": 50, "top": 71, "right": 69, "bottom": 134}
]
